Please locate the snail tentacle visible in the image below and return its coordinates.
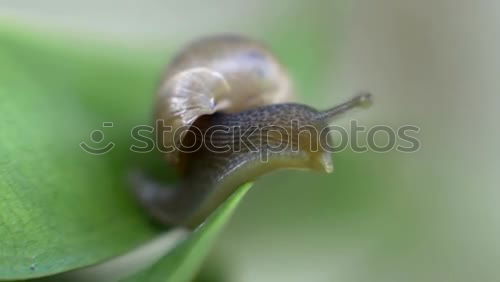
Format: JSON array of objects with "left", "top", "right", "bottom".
[{"left": 314, "top": 92, "right": 373, "bottom": 122}]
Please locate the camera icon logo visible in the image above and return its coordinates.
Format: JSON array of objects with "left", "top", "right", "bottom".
[{"left": 80, "top": 122, "right": 115, "bottom": 155}]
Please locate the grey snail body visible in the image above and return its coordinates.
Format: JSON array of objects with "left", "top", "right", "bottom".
[{"left": 133, "top": 34, "right": 372, "bottom": 228}]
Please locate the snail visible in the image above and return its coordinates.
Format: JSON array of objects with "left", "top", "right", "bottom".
[{"left": 132, "top": 34, "right": 372, "bottom": 228}]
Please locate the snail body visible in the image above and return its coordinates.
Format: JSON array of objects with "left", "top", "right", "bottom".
[{"left": 134, "top": 35, "right": 372, "bottom": 228}]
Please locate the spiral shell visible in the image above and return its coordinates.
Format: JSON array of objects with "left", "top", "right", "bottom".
[{"left": 155, "top": 34, "right": 294, "bottom": 166}]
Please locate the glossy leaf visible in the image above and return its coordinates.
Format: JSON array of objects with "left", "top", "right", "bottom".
[{"left": 0, "top": 24, "right": 165, "bottom": 279}]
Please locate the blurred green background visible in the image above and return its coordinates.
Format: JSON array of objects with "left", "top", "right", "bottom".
[{"left": 1, "top": 0, "right": 499, "bottom": 281}]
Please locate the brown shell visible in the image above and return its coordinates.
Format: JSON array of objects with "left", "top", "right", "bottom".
[{"left": 154, "top": 34, "right": 294, "bottom": 166}]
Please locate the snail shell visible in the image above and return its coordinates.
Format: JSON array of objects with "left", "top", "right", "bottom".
[{"left": 155, "top": 34, "right": 294, "bottom": 166}]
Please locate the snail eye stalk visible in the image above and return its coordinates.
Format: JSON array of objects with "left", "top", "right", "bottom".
[{"left": 315, "top": 92, "right": 373, "bottom": 122}]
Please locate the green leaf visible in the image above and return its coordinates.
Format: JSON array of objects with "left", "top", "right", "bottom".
[
  {"left": 0, "top": 24, "right": 166, "bottom": 280},
  {"left": 122, "top": 183, "right": 252, "bottom": 282}
]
